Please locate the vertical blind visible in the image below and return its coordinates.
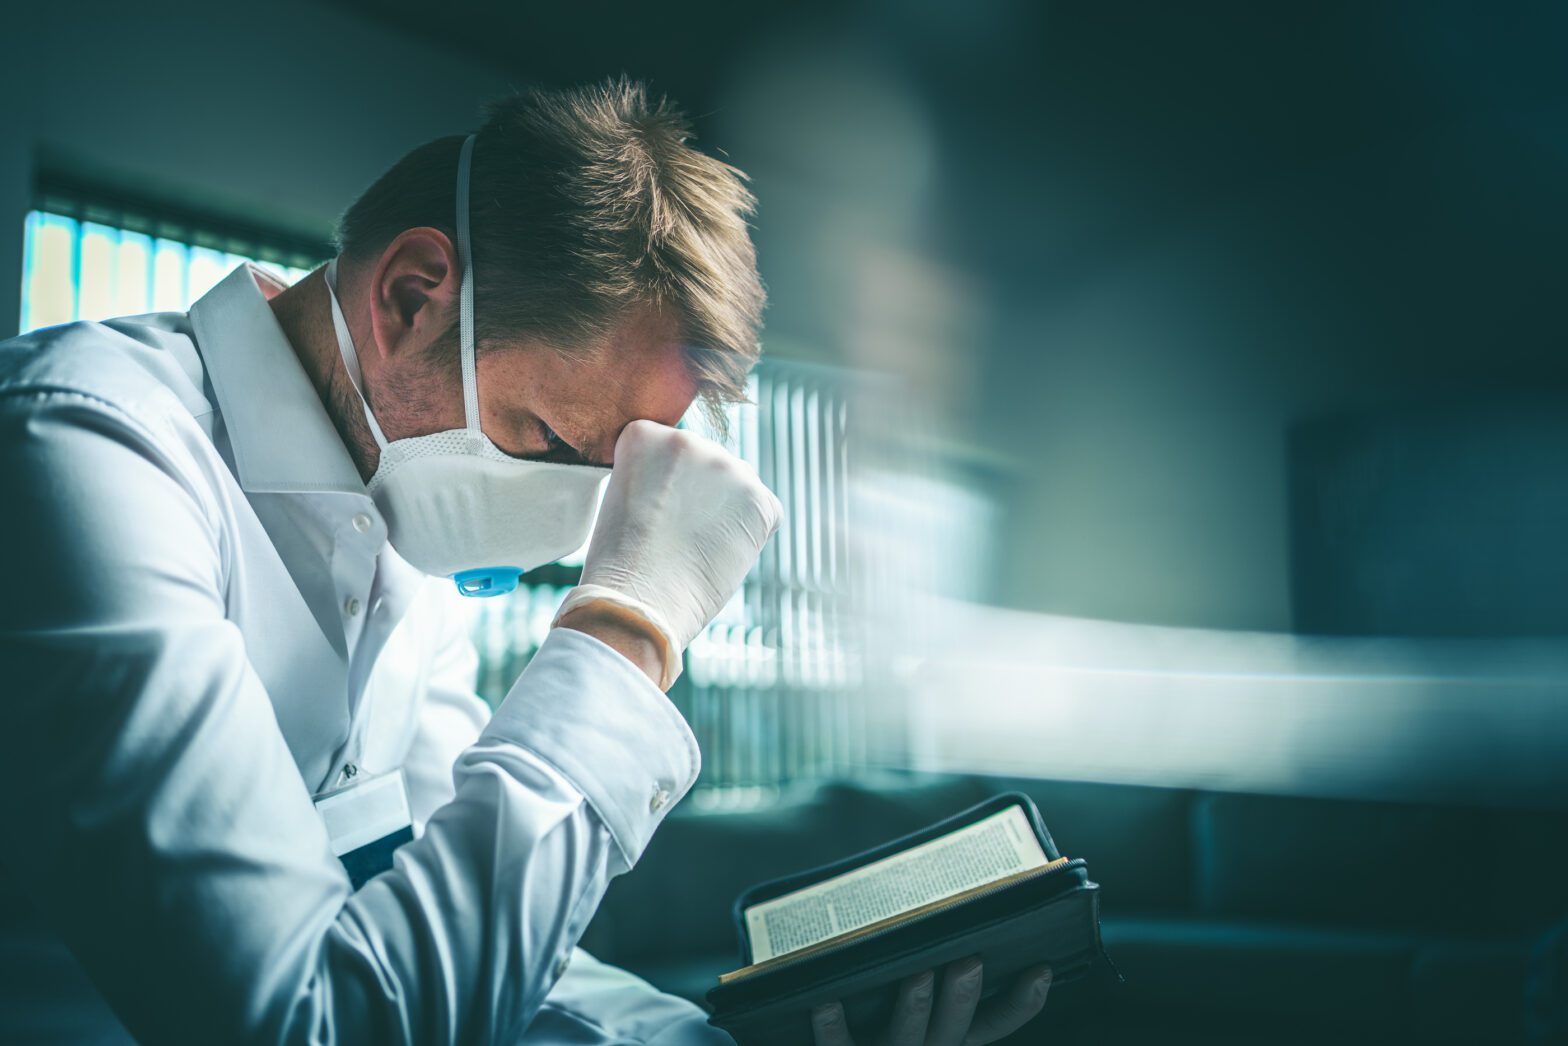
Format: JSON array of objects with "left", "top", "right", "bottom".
[{"left": 687, "top": 363, "right": 865, "bottom": 800}]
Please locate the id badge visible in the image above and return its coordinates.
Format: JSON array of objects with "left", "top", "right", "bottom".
[{"left": 313, "top": 769, "right": 413, "bottom": 890}]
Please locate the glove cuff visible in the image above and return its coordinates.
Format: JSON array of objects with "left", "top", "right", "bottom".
[{"left": 552, "top": 584, "right": 683, "bottom": 690}]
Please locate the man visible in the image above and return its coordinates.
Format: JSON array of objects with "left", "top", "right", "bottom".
[{"left": 0, "top": 80, "right": 1048, "bottom": 1043}]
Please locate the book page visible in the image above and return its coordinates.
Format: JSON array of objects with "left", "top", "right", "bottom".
[{"left": 743, "top": 805, "right": 1050, "bottom": 964}]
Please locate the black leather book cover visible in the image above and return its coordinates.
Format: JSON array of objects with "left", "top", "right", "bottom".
[{"left": 706, "top": 793, "right": 1103, "bottom": 1046}]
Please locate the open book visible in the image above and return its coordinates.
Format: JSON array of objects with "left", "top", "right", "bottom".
[
  {"left": 706, "top": 794, "right": 1104, "bottom": 1045},
  {"left": 727, "top": 805, "right": 1068, "bottom": 977}
]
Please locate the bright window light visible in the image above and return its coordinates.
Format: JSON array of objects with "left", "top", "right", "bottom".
[{"left": 19, "top": 187, "right": 322, "bottom": 332}]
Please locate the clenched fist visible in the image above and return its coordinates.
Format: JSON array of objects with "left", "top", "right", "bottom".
[{"left": 553, "top": 420, "right": 783, "bottom": 689}]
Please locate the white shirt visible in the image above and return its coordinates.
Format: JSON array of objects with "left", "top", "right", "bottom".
[{"left": 0, "top": 265, "right": 724, "bottom": 1044}]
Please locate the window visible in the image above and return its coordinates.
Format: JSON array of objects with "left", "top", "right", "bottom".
[{"left": 19, "top": 178, "right": 325, "bottom": 332}]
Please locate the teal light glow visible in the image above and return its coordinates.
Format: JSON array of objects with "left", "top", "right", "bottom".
[{"left": 19, "top": 209, "right": 315, "bottom": 333}]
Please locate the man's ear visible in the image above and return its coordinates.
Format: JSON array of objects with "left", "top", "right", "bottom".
[{"left": 366, "top": 227, "right": 459, "bottom": 363}]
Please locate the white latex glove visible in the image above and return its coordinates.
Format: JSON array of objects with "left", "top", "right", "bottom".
[{"left": 552, "top": 419, "right": 783, "bottom": 689}]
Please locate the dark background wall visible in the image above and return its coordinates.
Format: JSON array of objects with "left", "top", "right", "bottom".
[{"left": 962, "top": 5, "right": 1568, "bottom": 632}]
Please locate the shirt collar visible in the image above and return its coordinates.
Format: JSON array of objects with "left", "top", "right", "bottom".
[{"left": 188, "top": 264, "right": 367, "bottom": 495}]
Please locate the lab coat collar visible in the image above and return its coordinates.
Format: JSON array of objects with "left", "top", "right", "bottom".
[{"left": 188, "top": 264, "right": 367, "bottom": 496}]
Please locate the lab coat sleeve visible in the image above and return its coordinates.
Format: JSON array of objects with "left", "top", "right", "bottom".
[
  {"left": 398, "top": 592, "right": 491, "bottom": 831},
  {"left": 0, "top": 389, "right": 701, "bottom": 1045}
]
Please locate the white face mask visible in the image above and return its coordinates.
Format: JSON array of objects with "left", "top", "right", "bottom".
[{"left": 324, "top": 134, "right": 609, "bottom": 597}]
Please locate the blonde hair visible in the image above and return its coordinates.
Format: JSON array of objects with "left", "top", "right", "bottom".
[{"left": 337, "top": 77, "right": 765, "bottom": 418}]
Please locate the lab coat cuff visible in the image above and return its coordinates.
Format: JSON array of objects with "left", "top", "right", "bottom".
[{"left": 484, "top": 626, "right": 700, "bottom": 870}]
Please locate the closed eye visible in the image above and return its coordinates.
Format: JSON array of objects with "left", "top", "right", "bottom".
[{"left": 536, "top": 419, "right": 593, "bottom": 465}]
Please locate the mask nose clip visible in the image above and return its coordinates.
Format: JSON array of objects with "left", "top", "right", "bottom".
[{"left": 452, "top": 567, "right": 523, "bottom": 598}]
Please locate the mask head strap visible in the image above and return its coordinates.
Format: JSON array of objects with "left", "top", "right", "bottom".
[
  {"left": 324, "top": 258, "right": 389, "bottom": 451},
  {"left": 455, "top": 133, "right": 481, "bottom": 435},
  {"left": 324, "top": 133, "right": 482, "bottom": 450}
]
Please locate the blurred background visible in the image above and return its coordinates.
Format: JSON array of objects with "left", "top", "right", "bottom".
[{"left": 4, "top": 1, "right": 1567, "bottom": 1042}]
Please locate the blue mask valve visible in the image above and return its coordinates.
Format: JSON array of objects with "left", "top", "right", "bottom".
[{"left": 452, "top": 567, "right": 523, "bottom": 598}]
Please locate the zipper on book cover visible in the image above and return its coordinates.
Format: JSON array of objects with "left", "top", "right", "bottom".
[{"left": 732, "top": 858, "right": 1089, "bottom": 985}]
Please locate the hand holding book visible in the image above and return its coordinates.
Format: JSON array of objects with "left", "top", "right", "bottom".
[{"left": 809, "top": 956, "right": 1053, "bottom": 1046}]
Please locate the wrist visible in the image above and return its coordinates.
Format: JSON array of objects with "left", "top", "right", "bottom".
[
  {"left": 555, "top": 603, "right": 670, "bottom": 690},
  {"left": 553, "top": 584, "right": 685, "bottom": 690}
]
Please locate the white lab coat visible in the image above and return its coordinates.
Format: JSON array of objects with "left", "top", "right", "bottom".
[{"left": 0, "top": 264, "right": 730, "bottom": 1044}]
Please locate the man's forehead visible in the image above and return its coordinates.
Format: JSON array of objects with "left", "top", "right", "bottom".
[
  {"left": 546, "top": 310, "right": 699, "bottom": 463},
  {"left": 598, "top": 307, "right": 699, "bottom": 423}
]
